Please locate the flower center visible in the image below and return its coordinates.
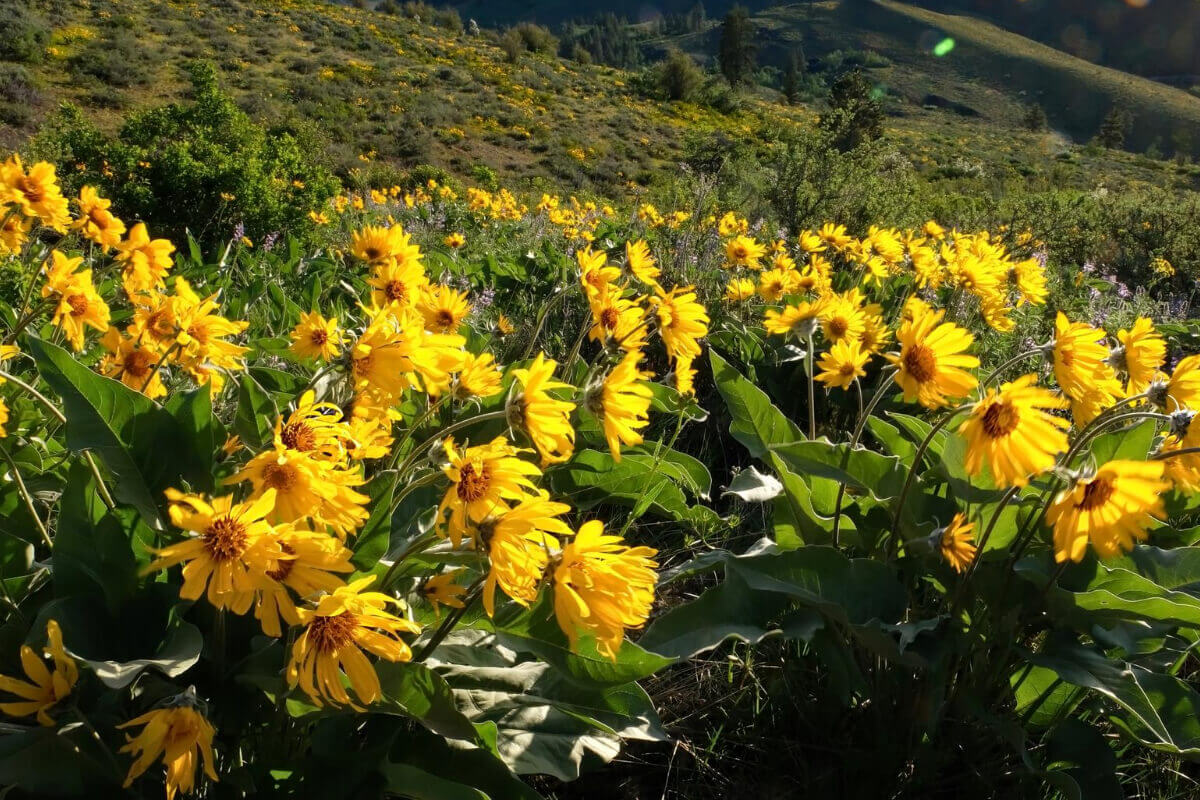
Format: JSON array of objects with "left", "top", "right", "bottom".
[
  {"left": 267, "top": 542, "right": 296, "bottom": 581},
  {"left": 435, "top": 310, "right": 456, "bottom": 331},
  {"left": 308, "top": 612, "right": 359, "bottom": 653},
  {"left": 17, "top": 177, "right": 42, "bottom": 204},
  {"left": 385, "top": 280, "right": 407, "bottom": 302},
  {"left": 204, "top": 516, "right": 249, "bottom": 562},
  {"left": 980, "top": 401, "right": 1020, "bottom": 438},
  {"left": 123, "top": 348, "right": 154, "bottom": 377},
  {"left": 600, "top": 307, "right": 619, "bottom": 330},
  {"left": 262, "top": 462, "right": 299, "bottom": 491},
  {"left": 310, "top": 329, "right": 328, "bottom": 346},
  {"left": 827, "top": 317, "right": 849, "bottom": 338},
  {"left": 903, "top": 344, "right": 937, "bottom": 383},
  {"left": 456, "top": 463, "right": 491, "bottom": 502},
  {"left": 363, "top": 246, "right": 382, "bottom": 261},
  {"left": 280, "top": 421, "right": 317, "bottom": 452},
  {"left": 66, "top": 294, "right": 89, "bottom": 317},
  {"left": 1078, "top": 477, "right": 1115, "bottom": 510}
]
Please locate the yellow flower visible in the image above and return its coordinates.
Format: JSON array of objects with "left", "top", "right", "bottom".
[
  {"left": 959, "top": 374, "right": 1069, "bottom": 487},
  {"left": 922, "top": 220, "right": 946, "bottom": 239},
  {"left": 757, "top": 267, "right": 793, "bottom": 302},
  {"left": 287, "top": 577, "right": 421, "bottom": 708},
  {"left": 724, "top": 277, "right": 756, "bottom": 302},
  {"left": 815, "top": 339, "right": 870, "bottom": 390},
  {"left": 496, "top": 314, "right": 515, "bottom": 336},
  {"left": 100, "top": 328, "right": 167, "bottom": 399},
  {"left": 483, "top": 493, "right": 572, "bottom": 616},
  {"left": 119, "top": 702, "right": 218, "bottom": 800},
  {"left": 72, "top": 185, "right": 125, "bottom": 250},
  {"left": 149, "top": 490, "right": 285, "bottom": 612},
  {"left": 858, "top": 312, "right": 891, "bottom": 355},
  {"left": 624, "top": 239, "right": 660, "bottom": 286},
  {"left": 0, "top": 212, "right": 31, "bottom": 255},
  {"left": 655, "top": 285, "right": 709, "bottom": 364},
  {"left": 0, "top": 155, "right": 70, "bottom": 231},
  {"left": 423, "top": 569, "right": 468, "bottom": 617},
  {"left": 289, "top": 311, "right": 343, "bottom": 361},
  {"left": 578, "top": 246, "right": 620, "bottom": 301},
  {"left": 1115, "top": 317, "right": 1166, "bottom": 395},
  {"left": 231, "top": 446, "right": 368, "bottom": 538},
  {"left": 1158, "top": 420, "right": 1200, "bottom": 492},
  {"left": 819, "top": 293, "right": 867, "bottom": 345},
  {"left": 438, "top": 436, "right": 541, "bottom": 547},
  {"left": 798, "top": 230, "right": 827, "bottom": 252},
  {"left": 724, "top": 235, "right": 766, "bottom": 270},
  {"left": 886, "top": 303, "right": 979, "bottom": 409},
  {"left": 552, "top": 521, "right": 657, "bottom": 660},
  {"left": 443, "top": 232, "right": 466, "bottom": 249},
  {"left": 937, "top": 513, "right": 976, "bottom": 573},
  {"left": 275, "top": 390, "right": 354, "bottom": 466},
  {"left": 40, "top": 251, "right": 110, "bottom": 351},
  {"left": 588, "top": 289, "right": 646, "bottom": 351},
  {"left": 172, "top": 277, "right": 250, "bottom": 388},
  {"left": 589, "top": 351, "right": 654, "bottom": 461},
  {"left": 351, "top": 309, "right": 465, "bottom": 400},
  {"left": 674, "top": 354, "right": 697, "bottom": 396},
  {"left": 115, "top": 222, "right": 175, "bottom": 295},
  {"left": 509, "top": 353, "right": 576, "bottom": 466},
  {"left": 1162, "top": 354, "right": 1200, "bottom": 412},
  {"left": 454, "top": 351, "right": 503, "bottom": 400},
  {"left": 1011, "top": 257, "right": 1047, "bottom": 306},
  {"left": 0, "top": 398, "right": 8, "bottom": 438},
  {"left": 367, "top": 251, "right": 428, "bottom": 313},
  {"left": 352, "top": 224, "right": 419, "bottom": 266},
  {"left": 764, "top": 299, "right": 825, "bottom": 337},
  {"left": 818, "top": 222, "right": 854, "bottom": 249},
  {"left": 249, "top": 527, "right": 354, "bottom": 637},
  {"left": 0, "top": 620, "right": 78, "bottom": 726},
  {"left": 1051, "top": 313, "right": 1121, "bottom": 424},
  {"left": 418, "top": 284, "right": 472, "bottom": 334},
  {"left": 1047, "top": 460, "right": 1168, "bottom": 562}
]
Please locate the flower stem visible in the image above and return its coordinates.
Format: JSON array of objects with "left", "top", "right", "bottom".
[
  {"left": 831, "top": 371, "right": 895, "bottom": 547},
  {"left": 805, "top": 332, "right": 816, "bottom": 439},
  {"left": 413, "top": 580, "right": 482, "bottom": 662},
  {"left": 0, "top": 441, "right": 51, "bottom": 548}
]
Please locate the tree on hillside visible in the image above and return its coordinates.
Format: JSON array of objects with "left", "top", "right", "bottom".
[
  {"left": 819, "top": 69, "right": 884, "bottom": 152},
  {"left": 718, "top": 5, "right": 756, "bottom": 87},
  {"left": 1023, "top": 102, "right": 1047, "bottom": 132},
  {"left": 660, "top": 49, "right": 704, "bottom": 101},
  {"left": 782, "top": 46, "right": 806, "bottom": 104},
  {"left": 1095, "top": 107, "right": 1131, "bottom": 149}
]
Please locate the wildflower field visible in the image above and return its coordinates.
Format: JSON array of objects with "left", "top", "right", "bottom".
[{"left": 7, "top": 2, "right": 1200, "bottom": 799}]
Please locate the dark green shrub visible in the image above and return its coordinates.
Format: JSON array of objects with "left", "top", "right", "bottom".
[
  {"left": 659, "top": 50, "right": 703, "bottom": 101},
  {"left": 0, "top": 63, "right": 40, "bottom": 126},
  {"left": 0, "top": 7, "right": 50, "bottom": 64},
  {"left": 35, "top": 63, "right": 339, "bottom": 246},
  {"left": 68, "top": 30, "right": 150, "bottom": 88}
]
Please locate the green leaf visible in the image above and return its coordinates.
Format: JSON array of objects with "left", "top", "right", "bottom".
[
  {"left": 709, "top": 350, "right": 803, "bottom": 457},
  {"left": 546, "top": 449, "right": 690, "bottom": 521},
  {"left": 375, "top": 661, "right": 478, "bottom": 741},
  {"left": 163, "top": 386, "right": 222, "bottom": 494},
  {"left": 385, "top": 723, "right": 544, "bottom": 800},
  {"left": 770, "top": 439, "right": 909, "bottom": 501},
  {"left": 1044, "top": 719, "right": 1122, "bottom": 800},
  {"left": 350, "top": 473, "right": 400, "bottom": 571},
  {"left": 54, "top": 463, "right": 141, "bottom": 611},
  {"left": 1090, "top": 418, "right": 1156, "bottom": 465},
  {"left": 234, "top": 372, "right": 278, "bottom": 450},
  {"left": 0, "top": 725, "right": 120, "bottom": 793},
  {"left": 28, "top": 337, "right": 179, "bottom": 528}
]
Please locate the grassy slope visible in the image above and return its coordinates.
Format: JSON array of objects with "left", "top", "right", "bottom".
[{"left": 6, "top": 0, "right": 1198, "bottom": 204}]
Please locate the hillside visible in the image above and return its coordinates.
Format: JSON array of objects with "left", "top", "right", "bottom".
[
  {"left": 651, "top": 0, "right": 1200, "bottom": 157},
  {"left": 3, "top": 0, "right": 1199, "bottom": 205}
]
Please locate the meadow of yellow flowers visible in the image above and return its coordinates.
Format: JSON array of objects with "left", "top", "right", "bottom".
[{"left": 2, "top": 150, "right": 1200, "bottom": 798}]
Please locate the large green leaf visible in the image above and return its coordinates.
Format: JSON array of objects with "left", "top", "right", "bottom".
[
  {"left": 375, "top": 661, "right": 478, "bottom": 741},
  {"left": 770, "top": 439, "right": 909, "bottom": 501},
  {"left": 234, "top": 371, "right": 278, "bottom": 450},
  {"left": 709, "top": 349, "right": 803, "bottom": 457},
  {"left": 384, "top": 724, "right": 544, "bottom": 800},
  {"left": 54, "top": 463, "right": 142, "bottom": 612},
  {"left": 546, "top": 449, "right": 691, "bottom": 521}
]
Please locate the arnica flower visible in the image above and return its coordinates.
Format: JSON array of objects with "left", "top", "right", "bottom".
[
  {"left": 578, "top": 246, "right": 620, "bottom": 300},
  {"left": 674, "top": 354, "right": 697, "bottom": 396},
  {"left": 0, "top": 398, "right": 8, "bottom": 438},
  {"left": 172, "top": 278, "right": 250, "bottom": 385},
  {"left": 0, "top": 620, "right": 78, "bottom": 726},
  {"left": 959, "top": 375, "right": 1069, "bottom": 487},
  {"left": 764, "top": 299, "right": 825, "bottom": 338},
  {"left": 454, "top": 351, "right": 504, "bottom": 400},
  {"left": 115, "top": 222, "right": 174, "bottom": 295},
  {"left": 289, "top": 311, "right": 343, "bottom": 361},
  {"left": 149, "top": 490, "right": 286, "bottom": 612},
  {"left": 816, "top": 339, "right": 870, "bottom": 391},
  {"left": 625, "top": 239, "right": 660, "bottom": 287},
  {"left": 419, "top": 284, "right": 472, "bottom": 334},
  {"left": 0, "top": 212, "right": 31, "bottom": 256},
  {"left": 0, "top": 155, "right": 70, "bottom": 231},
  {"left": 1046, "top": 460, "right": 1169, "bottom": 563},
  {"left": 351, "top": 309, "right": 465, "bottom": 400},
  {"left": 1010, "top": 257, "right": 1048, "bottom": 306},
  {"left": 1157, "top": 417, "right": 1200, "bottom": 492},
  {"left": 724, "top": 234, "right": 766, "bottom": 270},
  {"left": 367, "top": 251, "right": 428, "bottom": 314},
  {"left": 936, "top": 513, "right": 976, "bottom": 573},
  {"left": 119, "top": 699, "right": 218, "bottom": 800},
  {"left": 248, "top": 527, "right": 355, "bottom": 637},
  {"left": 40, "top": 251, "right": 110, "bottom": 352},
  {"left": 818, "top": 222, "right": 854, "bottom": 249},
  {"left": 725, "top": 277, "right": 756, "bottom": 302},
  {"left": 757, "top": 267, "right": 793, "bottom": 302},
  {"left": 887, "top": 304, "right": 979, "bottom": 409},
  {"left": 232, "top": 446, "right": 369, "bottom": 539},
  {"left": 655, "top": 285, "right": 709, "bottom": 364},
  {"left": 274, "top": 391, "right": 353, "bottom": 466},
  {"left": 1159, "top": 354, "right": 1200, "bottom": 412},
  {"left": 588, "top": 351, "right": 654, "bottom": 461},
  {"left": 509, "top": 353, "right": 576, "bottom": 466},
  {"left": 552, "top": 521, "right": 658, "bottom": 661},
  {"left": 443, "top": 232, "right": 466, "bottom": 249},
  {"left": 858, "top": 312, "right": 892, "bottom": 355},
  {"left": 1051, "top": 313, "right": 1121, "bottom": 424},
  {"left": 1112, "top": 317, "right": 1166, "bottom": 396},
  {"left": 352, "top": 224, "right": 419, "bottom": 267},
  {"left": 72, "top": 185, "right": 125, "bottom": 250},
  {"left": 100, "top": 328, "right": 168, "bottom": 399},
  {"left": 423, "top": 568, "right": 468, "bottom": 617},
  {"left": 496, "top": 314, "right": 515, "bottom": 336},
  {"left": 819, "top": 294, "right": 868, "bottom": 344},
  {"left": 587, "top": 289, "right": 646, "bottom": 351},
  {"left": 287, "top": 577, "right": 421, "bottom": 708},
  {"left": 438, "top": 436, "right": 541, "bottom": 547},
  {"left": 799, "top": 229, "right": 828, "bottom": 252},
  {"left": 482, "top": 493, "right": 572, "bottom": 617}
]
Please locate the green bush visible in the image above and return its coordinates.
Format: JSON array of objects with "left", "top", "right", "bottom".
[
  {"left": 35, "top": 62, "right": 340, "bottom": 246},
  {"left": 0, "top": 63, "right": 40, "bottom": 126},
  {"left": 0, "top": 6, "right": 50, "bottom": 64}
]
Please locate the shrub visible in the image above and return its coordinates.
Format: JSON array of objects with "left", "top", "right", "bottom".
[
  {"left": 819, "top": 69, "right": 885, "bottom": 153},
  {"left": 659, "top": 50, "right": 704, "bottom": 102},
  {"left": 0, "top": 63, "right": 40, "bottom": 126},
  {"left": 0, "top": 6, "right": 50, "bottom": 64}
]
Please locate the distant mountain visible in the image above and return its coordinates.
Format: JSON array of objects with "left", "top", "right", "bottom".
[
  {"left": 441, "top": 0, "right": 776, "bottom": 27},
  {"left": 905, "top": 0, "right": 1200, "bottom": 80}
]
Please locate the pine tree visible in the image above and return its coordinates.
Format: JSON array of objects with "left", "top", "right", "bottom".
[
  {"left": 718, "top": 5, "right": 756, "bottom": 87},
  {"left": 1095, "top": 107, "right": 1131, "bottom": 149},
  {"left": 818, "top": 69, "right": 884, "bottom": 152},
  {"left": 1023, "top": 103, "right": 1047, "bottom": 132},
  {"left": 782, "top": 46, "right": 806, "bottom": 104}
]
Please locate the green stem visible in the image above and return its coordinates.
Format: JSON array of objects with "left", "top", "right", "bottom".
[
  {"left": 140, "top": 341, "right": 181, "bottom": 394},
  {"left": 392, "top": 410, "right": 507, "bottom": 480},
  {"left": 805, "top": 332, "right": 816, "bottom": 439},
  {"left": 0, "top": 441, "right": 51, "bottom": 548},
  {"left": 388, "top": 394, "right": 450, "bottom": 470},
  {"left": 414, "top": 581, "right": 482, "bottom": 662},
  {"left": 617, "top": 407, "right": 687, "bottom": 540},
  {"left": 947, "top": 485, "right": 1021, "bottom": 618},
  {"left": 980, "top": 349, "right": 1044, "bottom": 386},
  {"left": 888, "top": 405, "right": 969, "bottom": 545},
  {"left": 521, "top": 290, "right": 570, "bottom": 360},
  {"left": 832, "top": 370, "right": 895, "bottom": 547}
]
